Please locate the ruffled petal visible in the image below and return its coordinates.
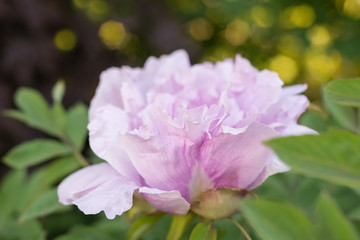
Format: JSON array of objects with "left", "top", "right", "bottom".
[
  {"left": 139, "top": 187, "right": 190, "bottom": 215},
  {"left": 199, "top": 122, "right": 280, "bottom": 190},
  {"left": 58, "top": 163, "right": 138, "bottom": 219},
  {"left": 88, "top": 105, "right": 141, "bottom": 183}
]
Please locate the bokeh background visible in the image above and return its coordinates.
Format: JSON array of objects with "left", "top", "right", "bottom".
[{"left": 1, "top": 0, "right": 360, "bottom": 174}]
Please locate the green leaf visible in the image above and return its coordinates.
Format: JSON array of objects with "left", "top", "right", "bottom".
[
  {"left": 4, "top": 139, "right": 71, "bottom": 169},
  {"left": 126, "top": 214, "right": 164, "bottom": 240},
  {"left": 64, "top": 103, "right": 88, "bottom": 150},
  {"left": 0, "top": 170, "right": 26, "bottom": 222},
  {"left": 241, "top": 199, "right": 316, "bottom": 240},
  {"left": 52, "top": 80, "right": 66, "bottom": 103},
  {"left": 39, "top": 155, "right": 82, "bottom": 186},
  {"left": 190, "top": 222, "right": 217, "bottom": 240},
  {"left": 55, "top": 227, "right": 114, "bottom": 240},
  {"left": 14, "top": 88, "right": 59, "bottom": 136},
  {"left": 166, "top": 212, "right": 195, "bottom": 240},
  {"left": 3, "top": 109, "right": 27, "bottom": 122},
  {"left": 323, "top": 78, "right": 360, "bottom": 133},
  {"left": 266, "top": 130, "right": 360, "bottom": 189},
  {"left": 314, "top": 193, "right": 359, "bottom": 240},
  {"left": 17, "top": 156, "right": 81, "bottom": 210},
  {"left": 0, "top": 219, "right": 45, "bottom": 240},
  {"left": 324, "top": 78, "right": 360, "bottom": 107},
  {"left": 348, "top": 206, "right": 360, "bottom": 221},
  {"left": 299, "top": 110, "right": 328, "bottom": 132},
  {"left": 20, "top": 189, "right": 69, "bottom": 222},
  {"left": 52, "top": 103, "right": 67, "bottom": 131}
]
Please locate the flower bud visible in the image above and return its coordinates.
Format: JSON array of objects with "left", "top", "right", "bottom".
[{"left": 191, "top": 188, "right": 250, "bottom": 220}]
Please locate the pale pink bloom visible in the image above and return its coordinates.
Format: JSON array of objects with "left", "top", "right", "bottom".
[{"left": 58, "top": 50, "right": 314, "bottom": 219}]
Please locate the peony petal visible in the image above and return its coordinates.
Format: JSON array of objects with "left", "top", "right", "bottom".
[
  {"left": 89, "top": 67, "right": 144, "bottom": 118},
  {"left": 88, "top": 105, "right": 142, "bottom": 183},
  {"left": 119, "top": 108, "right": 205, "bottom": 201},
  {"left": 58, "top": 163, "right": 138, "bottom": 219},
  {"left": 139, "top": 187, "right": 190, "bottom": 215},
  {"left": 199, "top": 122, "right": 280, "bottom": 190}
]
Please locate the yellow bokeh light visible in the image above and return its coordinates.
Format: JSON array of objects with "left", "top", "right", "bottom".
[
  {"left": 73, "top": 0, "right": 88, "bottom": 8},
  {"left": 305, "top": 50, "right": 342, "bottom": 82},
  {"left": 54, "top": 29, "right": 77, "bottom": 51},
  {"left": 187, "top": 18, "right": 214, "bottom": 41},
  {"left": 269, "top": 55, "right": 298, "bottom": 84},
  {"left": 343, "top": 0, "right": 360, "bottom": 19},
  {"left": 306, "top": 25, "right": 332, "bottom": 47},
  {"left": 99, "top": 20, "right": 127, "bottom": 49},
  {"left": 87, "top": 0, "right": 109, "bottom": 22},
  {"left": 277, "top": 34, "right": 304, "bottom": 57},
  {"left": 281, "top": 4, "right": 316, "bottom": 29},
  {"left": 225, "top": 19, "right": 250, "bottom": 46},
  {"left": 202, "top": 46, "right": 235, "bottom": 62},
  {"left": 250, "top": 6, "right": 274, "bottom": 28}
]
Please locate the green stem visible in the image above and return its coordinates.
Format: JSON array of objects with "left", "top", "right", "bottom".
[
  {"left": 59, "top": 135, "right": 89, "bottom": 167},
  {"left": 229, "top": 217, "right": 252, "bottom": 240}
]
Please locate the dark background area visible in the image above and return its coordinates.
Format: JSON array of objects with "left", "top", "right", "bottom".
[{"left": 1, "top": 0, "right": 360, "bottom": 176}]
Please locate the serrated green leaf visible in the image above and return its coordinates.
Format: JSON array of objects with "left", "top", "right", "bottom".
[
  {"left": 241, "top": 199, "right": 316, "bottom": 240},
  {"left": 14, "top": 88, "right": 60, "bottom": 136},
  {"left": 126, "top": 214, "right": 164, "bottom": 240},
  {"left": 52, "top": 80, "right": 65, "bottom": 103},
  {"left": 314, "top": 193, "right": 359, "bottom": 240},
  {"left": 64, "top": 103, "right": 88, "bottom": 150},
  {"left": 266, "top": 130, "right": 360, "bottom": 189},
  {"left": 324, "top": 78, "right": 360, "bottom": 107},
  {"left": 4, "top": 139, "right": 71, "bottom": 169},
  {"left": 166, "top": 212, "right": 194, "bottom": 240},
  {"left": 189, "top": 222, "right": 217, "bottom": 240}
]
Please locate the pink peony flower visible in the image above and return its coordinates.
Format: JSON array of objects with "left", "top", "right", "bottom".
[{"left": 58, "top": 50, "right": 314, "bottom": 219}]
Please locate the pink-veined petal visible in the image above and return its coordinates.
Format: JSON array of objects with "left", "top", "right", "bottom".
[
  {"left": 139, "top": 187, "right": 190, "bottom": 215},
  {"left": 88, "top": 105, "right": 142, "bottom": 183},
  {"left": 58, "top": 163, "right": 138, "bottom": 219},
  {"left": 199, "top": 122, "right": 280, "bottom": 190}
]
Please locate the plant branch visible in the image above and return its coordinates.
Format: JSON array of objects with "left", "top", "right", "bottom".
[{"left": 229, "top": 217, "right": 252, "bottom": 240}]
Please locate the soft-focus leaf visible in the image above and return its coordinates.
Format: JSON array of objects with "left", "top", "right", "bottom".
[
  {"left": 299, "top": 110, "right": 328, "bottom": 132},
  {"left": 55, "top": 227, "right": 114, "bottom": 240},
  {"left": 324, "top": 78, "right": 360, "bottom": 107},
  {"left": 52, "top": 103, "right": 67, "bottom": 131},
  {"left": 314, "top": 193, "right": 359, "bottom": 240},
  {"left": 3, "top": 139, "right": 71, "bottom": 169},
  {"left": 0, "top": 219, "right": 45, "bottom": 240},
  {"left": 349, "top": 207, "right": 360, "bottom": 221},
  {"left": 266, "top": 130, "right": 360, "bottom": 188},
  {"left": 18, "top": 156, "right": 81, "bottom": 210},
  {"left": 126, "top": 214, "right": 164, "bottom": 240},
  {"left": 0, "top": 170, "right": 26, "bottom": 222},
  {"left": 64, "top": 103, "right": 88, "bottom": 150},
  {"left": 323, "top": 78, "right": 360, "bottom": 133},
  {"left": 52, "top": 80, "right": 66, "bottom": 103},
  {"left": 20, "top": 189, "right": 69, "bottom": 222},
  {"left": 3, "top": 109, "right": 27, "bottom": 122},
  {"left": 189, "top": 222, "right": 217, "bottom": 240},
  {"left": 166, "top": 212, "right": 194, "bottom": 240},
  {"left": 241, "top": 199, "right": 316, "bottom": 240},
  {"left": 14, "top": 87, "right": 59, "bottom": 136}
]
